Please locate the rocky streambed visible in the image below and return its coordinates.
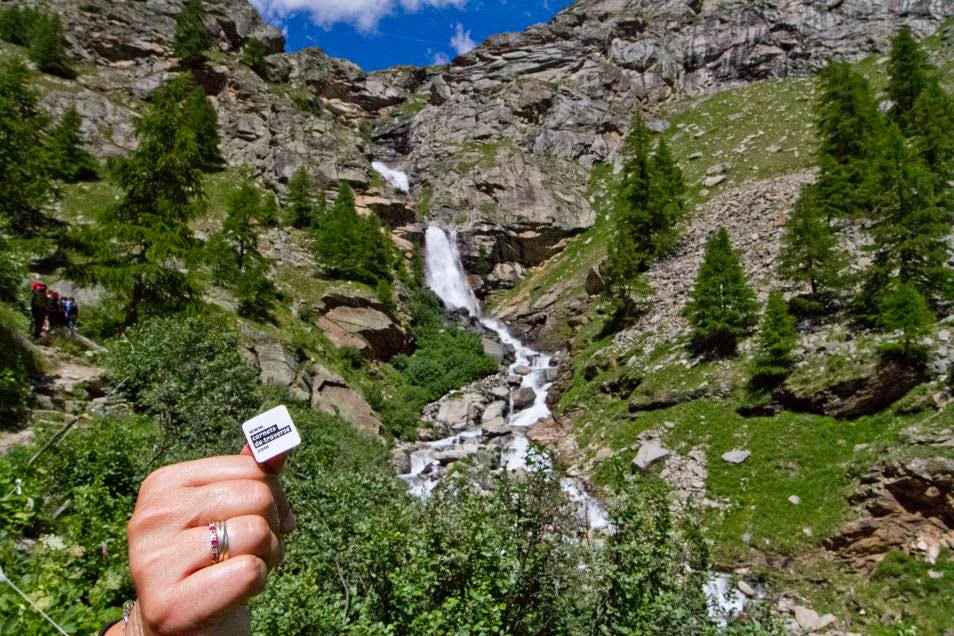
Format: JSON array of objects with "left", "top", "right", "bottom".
[{"left": 390, "top": 226, "right": 610, "bottom": 533}]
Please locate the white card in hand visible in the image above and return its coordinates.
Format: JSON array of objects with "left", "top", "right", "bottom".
[{"left": 242, "top": 405, "right": 301, "bottom": 463}]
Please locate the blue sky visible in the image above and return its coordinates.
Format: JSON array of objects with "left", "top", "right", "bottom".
[{"left": 250, "top": 0, "right": 575, "bottom": 71}]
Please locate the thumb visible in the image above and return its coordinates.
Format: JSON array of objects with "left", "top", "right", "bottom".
[{"left": 240, "top": 444, "right": 289, "bottom": 475}]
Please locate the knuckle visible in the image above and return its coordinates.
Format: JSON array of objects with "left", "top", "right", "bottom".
[
  {"left": 246, "top": 515, "right": 272, "bottom": 549},
  {"left": 236, "top": 555, "right": 268, "bottom": 592},
  {"left": 249, "top": 481, "right": 274, "bottom": 513}
]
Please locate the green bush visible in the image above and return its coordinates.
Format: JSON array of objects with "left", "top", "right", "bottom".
[
  {"left": 104, "top": 314, "right": 261, "bottom": 455},
  {"left": 240, "top": 37, "right": 269, "bottom": 76}
]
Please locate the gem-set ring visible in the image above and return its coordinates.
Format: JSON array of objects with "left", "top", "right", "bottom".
[{"left": 209, "top": 520, "right": 230, "bottom": 564}]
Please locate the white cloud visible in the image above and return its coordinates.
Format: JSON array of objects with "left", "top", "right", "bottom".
[
  {"left": 432, "top": 51, "right": 451, "bottom": 65},
  {"left": 251, "top": 0, "right": 468, "bottom": 33},
  {"left": 450, "top": 21, "right": 476, "bottom": 55}
]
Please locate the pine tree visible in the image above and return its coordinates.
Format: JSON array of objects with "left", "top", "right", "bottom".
[
  {"left": 286, "top": 167, "right": 315, "bottom": 228},
  {"left": 878, "top": 281, "right": 934, "bottom": 365},
  {"left": 684, "top": 228, "right": 758, "bottom": 357},
  {"left": 865, "top": 123, "right": 951, "bottom": 305},
  {"left": 777, "top": 184, "right": 846, "bottom": 307},
  {"left": 76, "top": 75, "right": 206, "bottom": 325},
  {"left": 174, "top": 0, "right": 211, "bottom": 67},
  {"left": 750, "top": 290, "right": 799, "bottom": 387},
  {"left": 28, "top": 13, "right": 75, "bottom": 79},
  {"left": 0, "top": 58, "right": 52, "bottom": 234},
  {"left": 604, "top": 113, "right": 684, "bottom": 315},
  {"left": 887, "top": 25, "right": 930, "bottom": 135},
  {"left": 0, "top": 7, "right": 37, "bottom": 46},
  {"left": 241, "top": 37, "right": 268, "bottom": 76},
  {"left": 813, "top": 62, "right": 884, "bottom": 217},
  {"left": 221, "top": 174, "right": 270, "bottom": 272},
  {"left": 911, "top": 79, "right": 954, "bottom": 183},
  {"left": 647, "top": 136, "right": 686, "bottom": 255},
  {"left": 315, "top": 182, "right": 392, "bottom": 284},
  {"left": 182, "top": 83, "right": 223, "bottom": 171},
  {"left": 48, "top": 106, "right": 97, "bottom": 182}
]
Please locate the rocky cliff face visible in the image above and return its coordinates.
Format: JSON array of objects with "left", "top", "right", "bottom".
[{"left": 16, "top": 0, "right": 951, "bottom": 279}]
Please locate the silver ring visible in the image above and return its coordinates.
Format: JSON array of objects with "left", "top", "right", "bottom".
[{"left": 209, "top": 520, "right": 230, "bottom": 563}]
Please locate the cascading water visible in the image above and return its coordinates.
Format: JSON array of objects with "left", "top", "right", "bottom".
[{"left": 400, "top": 225, "right": 609, "bottom": 532}]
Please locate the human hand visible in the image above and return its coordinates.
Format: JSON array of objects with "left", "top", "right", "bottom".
[{"left": 115, "top": 447, "right": 294, "bottom": 636}]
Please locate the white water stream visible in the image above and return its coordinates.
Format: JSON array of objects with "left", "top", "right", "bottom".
[
  {"left": 399, "top": 226, "right": 610, "bottom": 531},
  {"left": 399, "top": 224, "right": 745, "bottom": 619}
]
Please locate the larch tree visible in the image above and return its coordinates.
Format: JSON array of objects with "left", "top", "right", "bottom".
[
  {"left": 286, "top": 167, "right": 316, "bottom": 229},
  {"left": 77, "top": 76, "right": 206, "bottom": 325},
  {"left": 0, "top": 58, "right": 52, "bottom": 234},
  {"left": 174, "top": 0, "right": 211, "bottom": 68},
  {"left": 878, "top": 281, "right": 934, "bottom": 365},
  {"left": 315, "top": 182, "right": 393, "bottom": 284},
  {"left": 684, "top": 228, "right": 758, "bottom": 357},
  {"left": 911, "top": 79, "right": 954, "bottom": 184},
  {"left": 887, "top": 25, "right": 931, "bottom": 135},
  {"left": 865, "top": 123, "right": 951, "bottom": 306},
  {"left": 777, "top": 184, "right": 846, "bottom": 307},
  {"left": 750, "top": 290, "right": 799, "bottom": 387},
  {"left": 48, "top": 106, "right": 98, "bottom": 182},
  {"left": 182, "top": 82, "right": 223, "bottom": 171}
]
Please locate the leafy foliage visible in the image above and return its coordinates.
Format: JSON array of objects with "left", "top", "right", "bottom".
[
  {"left": 105, "top": 314, "right": 260, "bottom": 455},
  {"left": 74, "top": 76, "right": 207, "bottom": 324},
  {"left": 685, "top": 228, "right": 758, "bottom": 357},
  {"left": 0, "top": 58, "right": 53, "bottom": 234},
  {"left": 750, "top": 291, "right": 799, "bottom": 387},
  {"left": 315, "top": 182, "right": 393, "bottom": 285},
  {"left": 376, "top": 290, "right": 497, "bottom": 438},
  {"left": 173, "top": 0, "right": 211, "bottom": 67},
  {"left": 241, "top": 37, "right": 269, "bottom": 77},
  {"left": 48, "top": 106, "right": 98, "bottom": 182}
]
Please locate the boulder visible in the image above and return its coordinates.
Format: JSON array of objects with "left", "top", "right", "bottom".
[
  {"left": 632, "top": 441, "right": 671, "bottom": 472},
  {"left": 255, "top": 342, "right": 298, "bottom": 387},
  {"left": 482, "top": 417, "right": 512, "bottom": 438},
  {"left": 793, "top": 606, "right": 836, "bottom": 632},
  {"left": 722, "top": 449, "right": 752, "bottom": 464},
  {"left": 482, "top": 401, "right": 509, "bottom": 423},
  {"left": 437, "top": 395, "right": 482, "bottom": 429},
  {"left": 585, "top": 264, "right": 604, "bottom": 295},
  {"left": 513, "top": 365, "right": 532, "bottom": 376},
  {"left": 512, "top": 387, "right": 537, "bottom": 410},
  {"left": 310, "top": 363, "right": 382, "bottom": 436},
  {"left": 317, "top": 306, "right": 409, "bottom": 361},
  {"left": 482, "top": 338, "right": 506, "bottom": 364}
]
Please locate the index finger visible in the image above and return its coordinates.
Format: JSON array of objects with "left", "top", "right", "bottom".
[{"left": 152, "top": 455, "right": 275, "bottom": 489}]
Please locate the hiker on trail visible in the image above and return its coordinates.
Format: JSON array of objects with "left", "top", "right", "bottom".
[
  {"left": 46, "top": 290, "right": 65, "bottom": 330},
  {"left": 30, "top": 282, "right": 47, "bottom": 339},
  {"left": 64, "top": 296, "right": 78, "bottom": 330}
]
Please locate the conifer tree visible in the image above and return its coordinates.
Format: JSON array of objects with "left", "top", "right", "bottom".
[
  {"left": 182, "top": 83, "right": 223, "bottom": 171},
  {"left": 813, "top": 62, "right": 885, "bottom": 218},
  {"left": 174, "top": 0, "right": 211, "bottom": 67},
  {"left": 287, "top": 167, "right": 315, "bottom": 228},
  {"left": 604, "top": 114, "right": 685, "bottom": 315},
  {"left": 28, "top": 13, "right": 75, "bottom": 79},
  {"left": 221, "top": 174, "right": 271, "bottom": 272},
  {"left": 865, "top": 123, "right": 951, "bottom": 305},
  {"left": 777, "top": 184, "right": 845, "bottom": 306},
  {"left": 0, "top": 7, "right": 36, "bottom": 46},
  {"left": 315, "top": 182, "right": 392, "bottom": 284},
  {"left": 878, "top": 281, "right": 934, "bottom": 365},
  {"left": 750, "top": 290, "right": 799, "bottom": 387},
  {"left": 0, "top": 58, "right": 52, "bottom": 234},
  {"left": 77, "top": 76, "right": 206, "bottom": 325},
  {"left": 684, "top": 228, "right": 758, "bottom": 357},
  {"left": 887, "top": 25, "right": 930, "bottom": 135},
  {"left": 48, "top": 106, "right": 97, "bottom": 182},
  {"left": 911, "top": 79, "right": 954, "bottom": 183}
]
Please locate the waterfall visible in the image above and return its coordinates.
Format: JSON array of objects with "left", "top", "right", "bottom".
[{"left": 412, "top": 225, "right": 609, "bottom": 531}]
